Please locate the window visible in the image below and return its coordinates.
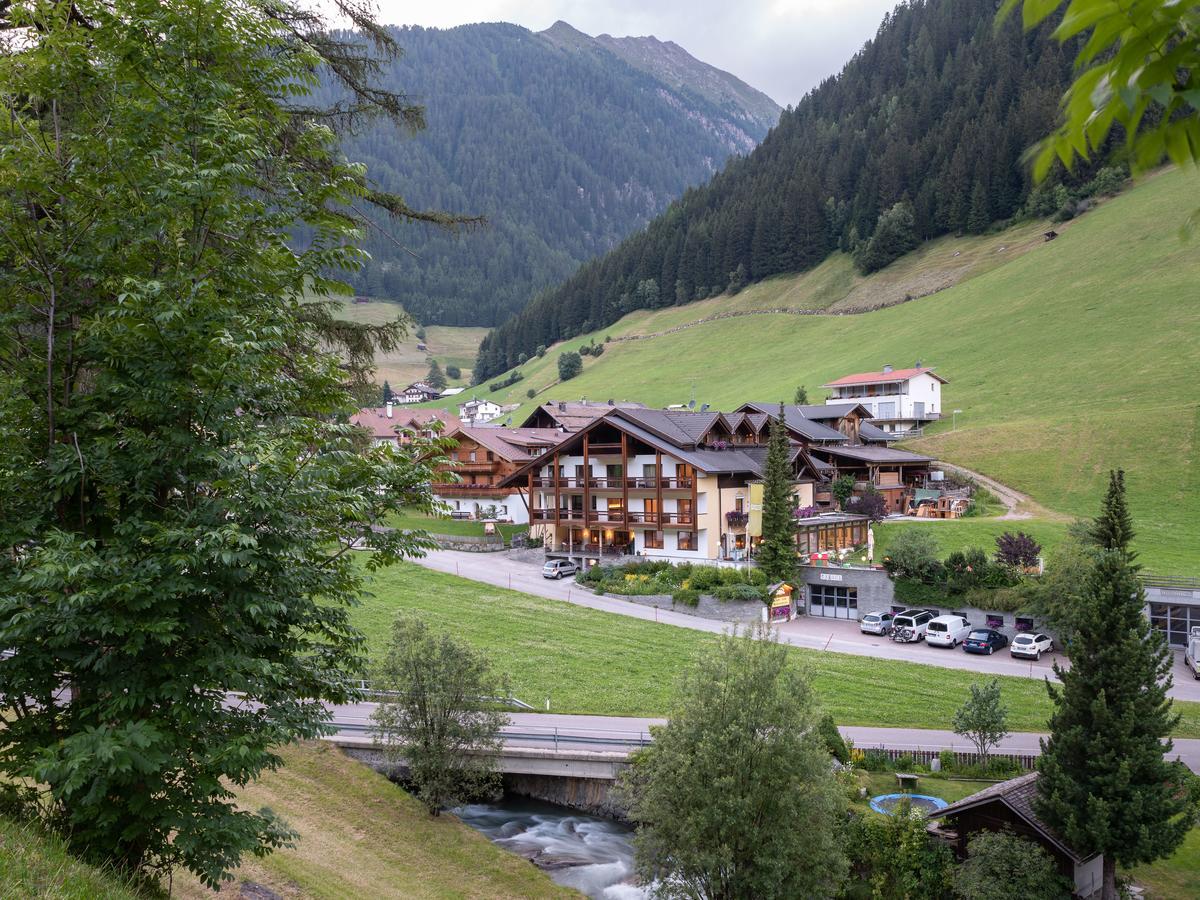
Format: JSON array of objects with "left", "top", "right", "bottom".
[
  {"left": 644, "top": 531, "right": 663, "bottom": 549},
  {"left": 735, "top": 496, "right": 745, "bottom": 513},
  {"left": 486, "top": 451, "right": 494, "bottom": 462},
  {"left": 677, "top": 531, "right": 695, "bottom": 551},
  {"left": 468, "top": 450, "right": 476, "bottom": 462},
  {"left": 809, "top": 585, "right": 858, "bottom": 611},
  {"left": 677, "top": 499, "right": 693, "bottom": 523}
]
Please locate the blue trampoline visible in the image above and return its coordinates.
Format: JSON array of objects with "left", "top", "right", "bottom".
[{"left": 869, "top": 793, "right": 949, "bottom": 816}]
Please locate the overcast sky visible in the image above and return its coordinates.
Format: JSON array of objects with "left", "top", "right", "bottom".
[{"left": 372, "top": 1, "right": 900, "bottom": 107}]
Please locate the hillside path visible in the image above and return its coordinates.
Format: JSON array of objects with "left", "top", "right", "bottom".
[{"left": 932, "top": 461, "right": 1041, "bottom": 520}]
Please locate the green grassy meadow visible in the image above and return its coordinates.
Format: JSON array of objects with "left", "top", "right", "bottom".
[
  {"left": 0, "top": 817, "right": 147, "bottom": 899},
  {"left": 172, "top": 742, "right": 571, "bottom": 900},
  {"left": 389, "top": 509, "right": 529, "bottom": 539},
  {"left": 355, "top": 562, "right": 1200, "bottom": 737},
  {"left": 432, "top": 170, "right": 1200, "bottom": 573}
]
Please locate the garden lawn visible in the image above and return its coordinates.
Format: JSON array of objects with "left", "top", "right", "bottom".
[
  {"left": 172, "top": 741, "right": 572, "bottom": 900},
  {"left": 389, "top": 509, "right": 528, "bottom": 540},
  {"left": 1128, "top": 825, "right": 1200, "bottom": 900},
  {"left": 870, "top": 518, "right": 1071, "bottom": 566},
  {"left": 356, "top": 563, "right": 1200, "bottom": 737}
]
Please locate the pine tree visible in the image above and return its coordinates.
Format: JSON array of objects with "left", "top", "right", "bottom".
[
  {"left": 426, "top": 360, "right": 447, "bottom": 391},
  {"left": 1090, "top": 469, "right": 1135, "bottom": 558},
  {"left": 1035, "top": 476, "right": 1194, "bottom": 899},
  {"left": 756, "top": 405, "right": 797, "bottom": 584},
  {"left": 382, "top": 380, "right": 393, "bottom": 404},
  {"left": 966, "top": 180, "right": 991, "bottom": 234}
]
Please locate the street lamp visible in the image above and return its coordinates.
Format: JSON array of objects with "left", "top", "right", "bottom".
[{"left": 952, "top": 409, "right": 963, "bottom": 431}]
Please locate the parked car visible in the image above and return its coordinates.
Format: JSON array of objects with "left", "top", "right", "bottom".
[
  {"left": 1184, "top": 627, "right": 1200, "bottom": 680},
  {"left": 859, "top": 611, "right": 894, "bottom": 635},
  {"left": 962, "top": 629, "right": 1009, "bottom": 655},
  {"left": 891, "top": 609, "right": 935, "bottom": 643},
  {"left": 542, "top": 559, "right": 579, "bottom": 580},
  {"left": 1010, "top": 632, "right": 1054, "bottom": 660},
  {"left": 925, "top": 615, "right": 972, "bottom": 648}
]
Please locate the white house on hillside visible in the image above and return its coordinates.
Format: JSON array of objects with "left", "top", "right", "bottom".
[
  {"left": 822, "top": 365, "right": 947, "bottom": 435},
  {"left": 458, "top": 397, "right": 503, "bottom": 425},
  {"left": 398, "top": 381, "right": 441, "bottom": 404}
]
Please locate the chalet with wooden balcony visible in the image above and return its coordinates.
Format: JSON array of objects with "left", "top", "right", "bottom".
[
  {"left": 738, "top": 401, "right": 934, "bottom": 513},
  {"left": 434, "top": 426, "right": 561, "bottom": 523},
  {"left": 350, "top": 403, "right": 461, "bottom": 449},
  {"left": 499, "top": 408, "right": 824, "bottom": 563}
]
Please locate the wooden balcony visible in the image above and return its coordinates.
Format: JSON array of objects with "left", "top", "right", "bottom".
[
  {"left": 448, "top": 461, "right": 499, "bottom": 474},
  {"left": 434, "top": 482, "right": 508, "bottom": 496}
]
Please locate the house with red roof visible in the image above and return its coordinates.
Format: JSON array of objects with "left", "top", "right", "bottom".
[
  {"left": 349, "top": 403, "right": 460, "bottom": 449},
  {"left": 822, "top": 363, "right": 947, "bottom": 436}
]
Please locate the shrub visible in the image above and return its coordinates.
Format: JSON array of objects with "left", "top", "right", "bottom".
[
  {"left": 687, "top": 566, "right": 723, "bottom": 592},
  {"left": 526, "top": 388, "right": 536, "bottom": 399},
  {"left": 846, "top": 486, "right": 887, "bottom": 521},
  {"left": 713, "top": 583, "right": 768, "bottom": 604},
  {"left": 893, "top": 578, "right": 948, "bottom": 606},
  {"left": 994, "top": 531, "right": 1042, "bottom": 568},
  {"left": 488, "top": 370, "right": 523, "bottom": 392},
  {"left": 672, "top": 587, "right": 700, "bottom": 607},
  {"left": 557, "top": 351, "right": 582, "bottom": 381},
  {"left": 846, "top": 804, "right": 956, "bottom": 899},
  {"left": 861, "top": 749, "right": 892, "bottom": 772},
  {"left": 445, "top": 364, "right": 461, "bottom": 380},
  {"left": 831, "top": 474, "right": 856, "bottom": 508},
  {"left": 956, "top": 830, "right": 1074, "bottom": 900},
  {"left": 534, "top": 344, "right": 546, "bottom": 358},
  {"left": 937, "top": 749, "right": 956, "bottom": 773},
  {"left": 882, "top": 529, "right": 941, "bottom": 580},
  {"left": 818, "top": 714, "right": 849, "bottom": 763}
]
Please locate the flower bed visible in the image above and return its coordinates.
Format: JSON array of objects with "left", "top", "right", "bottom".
[{"left": 577, "top": 560, "right": 769, "bottom": 603}]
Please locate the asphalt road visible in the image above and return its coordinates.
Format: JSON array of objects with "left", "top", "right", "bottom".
[
  {"left": 415, "top": 549, "right": 1200, "bottom": 702},
  {"left": 326, "top": 704, "right": 1200, "bottom": 771}
]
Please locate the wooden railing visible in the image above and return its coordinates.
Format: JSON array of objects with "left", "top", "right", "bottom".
[{"left": 530, "top": 477, "right": 694, "bottom": 490}]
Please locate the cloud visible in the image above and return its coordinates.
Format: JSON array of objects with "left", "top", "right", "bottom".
[{"left": 371, "top": 0, "right": 898, "bottom": 106}]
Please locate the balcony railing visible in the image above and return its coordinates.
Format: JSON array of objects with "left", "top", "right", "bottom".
[
  {"left": 448, "top": 461, "right": 498, "bottom": 474},
  {"left": 434, "top": 482, "right": 508, "bottom": 495},
  {"left": 532, "top": 476, "right": 695, "bottom": 490}
]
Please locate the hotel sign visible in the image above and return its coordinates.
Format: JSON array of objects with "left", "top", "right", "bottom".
[{"left": 818, "top": 573, "right": 844, "bottom": 582}]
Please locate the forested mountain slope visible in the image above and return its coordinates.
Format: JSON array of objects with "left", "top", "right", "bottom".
[
  {"left": 318, "top": 23, "right": 780, "bottom": 327},
  {"left": 474, "top": 0, "right": 1108, "bottom": 379}
]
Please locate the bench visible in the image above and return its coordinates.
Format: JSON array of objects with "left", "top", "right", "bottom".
[
  {"left": 895, "top": 773, "right": 920, "bottom": 791},
  {"left": 449, "top": 511, "right": 472, "bottom": 520}
]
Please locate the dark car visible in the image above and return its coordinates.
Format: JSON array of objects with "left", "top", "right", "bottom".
[{"left": 962, "top": 629, "right": 1009, "bottom": 655}]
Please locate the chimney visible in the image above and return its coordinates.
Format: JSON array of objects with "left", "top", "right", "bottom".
[
  {"left": 882, "top": 364, "right": 893, "bottom": 374},
  {"left": 386, "top": 401, "right": 393, "bottom": 419}
]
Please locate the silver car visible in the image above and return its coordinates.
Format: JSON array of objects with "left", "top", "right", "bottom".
[
  {"left": 542, "top": 559, "right": 579, "bottom": 579},
  {"left": 859, "top": 611, "right": 894, "bottom": 635},
  {"left": 1010, "top": 632, "right": 1054, "bottom": 660}
]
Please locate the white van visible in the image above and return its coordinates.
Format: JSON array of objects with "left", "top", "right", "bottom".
[
  {"left": 925, "top": 614, "right": 971, "bottom": 648},
  {"left": 891, "top": 609, "right": 934, "bottom": 643}
]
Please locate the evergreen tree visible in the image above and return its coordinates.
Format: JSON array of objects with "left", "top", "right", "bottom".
[
  {"left": 967, "top": 180, "right": 991, "bottom": 234},
  {"left": 382, "top": 380, "right": 394, "bottom": 404},
  {"left": 793, "top": 385, "right": 808, "bottom": 405},
  {"left": 1090, "top": 468, "right": 1135, "bottom": 557},
  {"left": 426, "top": 360, "right": 447, "bottom": 391},
  {"left": 756, "top": 405, "right": 797, "bottom": 583},
  {"left": 1035, "top": 476, "right": 1195, "bottom": 899}
]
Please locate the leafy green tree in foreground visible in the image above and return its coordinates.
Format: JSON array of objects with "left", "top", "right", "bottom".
[
  {"left": 952, "top": 680, "right": 1009, "bottom": 764},
  {"left": 955, "top": 830, "right": 1073, "bottom": 900},
  {"left": 1001, "top": 0, "right": 1200, "bottom": 229},
  {"left": 371, "top": 616, "right": 508, "bottom": 816},
  {"left": 1035, "top": 471, "right": 1196, "bottom": 899},
  {"left": 617, "top": 626, "right": 846, "bottom": 899},
  {"left": 845, "top": 800, "right": 954, "bottom": 900},
  {"left": 756, "top": 405, "right": 797, "bottom": 584},
  {"left": 0, "top": 0, "right": 457, "bottom": 887}
]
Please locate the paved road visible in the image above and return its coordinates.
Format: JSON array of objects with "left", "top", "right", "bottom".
[
  {"left": 415, "top": 549, "right": 1200, "bottom": 702},
  {"left": 326, "top": 704, "right": 1200, "bottom": 771}
]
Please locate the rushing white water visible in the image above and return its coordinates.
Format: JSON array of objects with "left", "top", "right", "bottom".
[{"left": 454, "top": 798, "right": 648, "bottom": 899}]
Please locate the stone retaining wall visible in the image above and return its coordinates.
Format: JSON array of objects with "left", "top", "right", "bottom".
[{"left": 600, "top": 591, "right": 763, "bottom": 624}]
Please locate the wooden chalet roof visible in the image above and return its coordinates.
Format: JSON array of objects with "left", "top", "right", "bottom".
[
  {"left": 930, "top": 772, "right": 1094, "bottom": 865},
  {"left": 350, "top": 407, "right": 461, "bottom": 440},
  {"left": 448, "top": 426, "right": 561, "bottom": 463}
]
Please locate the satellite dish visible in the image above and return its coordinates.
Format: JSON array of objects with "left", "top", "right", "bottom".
[{"left": 687, "top": 399, "right": 696, "bottom": 409}]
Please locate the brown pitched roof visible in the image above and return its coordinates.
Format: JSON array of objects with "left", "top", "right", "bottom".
[
  {"left": 930, "top": 772, "right": 1092, "bottom": 864},
  {"left": 350, "top": 407, "right": 461, "bottom": 440},
  {"left": 448, "top": 426, "right": 561, "bottom": 463},
  {"left": 519, "top": 400, "right": 647, "bottom": 431}
]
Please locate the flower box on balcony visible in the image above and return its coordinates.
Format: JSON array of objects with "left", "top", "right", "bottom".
[{"left": 725, "top": 510, "right": 750, "bottom": 529}]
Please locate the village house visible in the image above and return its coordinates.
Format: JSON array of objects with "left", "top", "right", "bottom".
[
  {"left": 349, "top": 403, "right": 461, "bottom": 449},
  {"left": 499, "top": 407, "right": 853, "bottom": 563},
  {"left": 928, "top": 773, "right": 1103, "bottom": 898},
  {"left": 822, "top": 364, "right": 947, "bottom": 435},
  {"left": 435, "top": 426, "right": 562, "bottom": 522},
  {"left": 457, "top": 397, "right": 504, "bottom": 425},
  {"left": 398, "top": 380, "right": 442, "bottom": 404}
]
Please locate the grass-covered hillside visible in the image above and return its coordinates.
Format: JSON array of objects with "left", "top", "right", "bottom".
[
  {"left": 333, "top": 298, "right": 487, "bottom": 391},
  {"left": 440, "top": 169, "right": 1200, "bottom": 573},
  {"left": 0, "top": 817, "right": 145, "bottom": 899}
]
